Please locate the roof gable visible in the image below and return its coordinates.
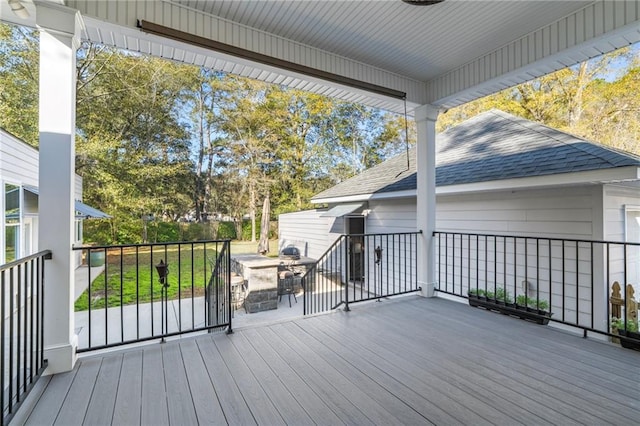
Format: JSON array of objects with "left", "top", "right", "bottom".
[{"left": 312, "top": 110, "right": 640, "bottom": 201}]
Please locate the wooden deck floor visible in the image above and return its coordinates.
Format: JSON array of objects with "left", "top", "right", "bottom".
[{"left": 17, "top": 296, "right": 640, "bottom": 425}]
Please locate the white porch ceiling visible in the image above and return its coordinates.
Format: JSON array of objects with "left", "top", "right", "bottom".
[
  {"left": 6, "top": 1, "right": 640, "bottom": 114},
  {"left": 175, "top": 0, "right": 589, "bottom": 83}
]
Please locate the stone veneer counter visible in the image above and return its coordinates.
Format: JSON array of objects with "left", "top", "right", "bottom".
[{"left": 231, "top": 255, "right": 316, "bottom": 313}]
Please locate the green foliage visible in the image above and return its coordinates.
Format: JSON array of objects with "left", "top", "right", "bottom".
[
  {"left": 0, "top": 24, "right": 39, "bottom": 147},
  {"left": 516, "top": 295, "right": 549, "bottom": 311},
  {"left": 216, "top": 222, "right": 237, "bottom": 239},
  {"left": 74, "top": 244, "right": 217, "bottom": 311},
  {"left": 611, "top": 317, "right": 639, "bottom": 332},
  {"left": 494, "top": 287, "right": 513, "bottom": 303}
]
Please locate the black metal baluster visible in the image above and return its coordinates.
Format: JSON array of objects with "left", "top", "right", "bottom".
[{"left": 120, "top": 246, "right": 124, "bottom": 343}]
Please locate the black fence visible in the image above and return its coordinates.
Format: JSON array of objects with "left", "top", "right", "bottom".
[
  {"left": 73, "top": 240, "right": 231, "bottom": 352},
  {"left": 1, "top": 250, "right": 50, "bottom": 426},
  {"left": 302, "top": 232, "right": 421, "bottom": 315},
  {"left": 434, "top": 231, "right": 640, "bottom": 344}
]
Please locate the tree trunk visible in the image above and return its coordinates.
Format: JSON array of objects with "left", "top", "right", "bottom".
[
  {"left": 234, "top": 218, "right": 243, "bottom": 241},
  {"left": 257, "top": 193, "right": 270, "bottom": 255},
  {"left": 568, "top": 62, "right": 588, "bottom": 131},
  {"left": 250, "top": 181, "right": 256, "bottom": 242}
]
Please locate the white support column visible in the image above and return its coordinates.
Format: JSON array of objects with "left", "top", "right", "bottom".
[
  {"left": 37, "top": 2, "right": 83, "bottom": 374},
  {"left": 415, "top": 104, "right": 439, "bottom": 298}
]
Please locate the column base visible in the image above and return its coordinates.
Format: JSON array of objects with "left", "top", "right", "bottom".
[
  {"left": 43, "top": 335, "right": 78, "bottom": 375},
  {"left": 419, "top": 282, "right": 436, "bottom": 298}
]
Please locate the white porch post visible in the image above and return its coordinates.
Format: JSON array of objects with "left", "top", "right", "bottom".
[
  {"left": 37, "top": 3, "right": 83, "bottom": 374},
  {"left": 415, "top": 104, "right": 439, "bottom": 298}
]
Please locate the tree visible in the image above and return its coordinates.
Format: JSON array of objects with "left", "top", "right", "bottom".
[
  {"left": 215, "top": 77, "right": 277, "bottom": 241},
  {"left": 0, "top": 23, "right": 39, "bottom": 146},
  {"left": 439, "top": 47, "right": 640, "bottom": 155},
  {"left": 75, "top": 44, "right": 196, "bottom": 241}
]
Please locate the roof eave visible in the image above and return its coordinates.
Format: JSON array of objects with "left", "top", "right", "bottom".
[
  {"left": 437, "top": 166, "right": 640, "bottom": 195},
  {"left": 311, "top": 167, "right": 640, "bottom": 203}
]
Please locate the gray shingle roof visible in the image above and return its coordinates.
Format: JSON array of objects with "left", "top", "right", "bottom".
[{"left": 312, "top": 109, "right": 640, "bottom": 201}]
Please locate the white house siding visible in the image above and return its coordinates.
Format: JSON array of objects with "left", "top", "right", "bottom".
[
  {"left": 281, "top": 184, "right": 638, "bottom": 330},
  {"left": 0, "top": 131, "right": 39, "bottom": 187},
  {"left": 364, "top": 198, "right": 418, "bottom": 295},
  {"left": 603, "top": 184, "right": 640, "bottom": 311},
  {"left": 435, "top": 186, "right": 603, "bottom": 329},
  {"left": 278, "top": 209, "right": 343, "bottom": 260}
]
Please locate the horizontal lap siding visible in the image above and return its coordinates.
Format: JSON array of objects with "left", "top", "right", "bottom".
[
  {"left": 0, "top": 131, "right": 39, "bottom": 186},
  {"left": 278, "top": 210, "right": 342, "bottom": 260},
  {"left": 434, "top": 186, "right": 601, "bottom": 330},
  {"left": 0, "top": 131, "right": 83, "bottom": 198},
  {"left": 366, "top": 200, "right": 418, "bottom": 295},
  {"left": 367, "top": 199, "right": 416, "bottom": 233},
  {"left": 436, "top": 186, "right": 597, "bottom": 239}
]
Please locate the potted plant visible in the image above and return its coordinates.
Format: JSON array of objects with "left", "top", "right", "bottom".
[
  {"left": 467, "top": 287, "right": 551, "bottom": 325},
  {"left": 611, "top": 317, "right": 640, "bottom": 351}
]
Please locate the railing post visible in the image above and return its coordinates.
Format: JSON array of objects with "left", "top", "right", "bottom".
[
  {"left": 344, "top": 236, "right": 350, "bottom": 312},
  {"left": 226, "top": 241, "right": 233, "bottom": 334}
]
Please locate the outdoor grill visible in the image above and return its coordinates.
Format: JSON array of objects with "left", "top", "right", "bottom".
[{"left": 279, "top": 245, "right": 300, "bottom": 260}]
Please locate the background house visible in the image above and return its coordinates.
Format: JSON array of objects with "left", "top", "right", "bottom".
[
  {"left": 0, "top": 128, "right": 109, "bottom": 266},
  {"left": 280, "top": 110, "right": 640, "bottom": 295}
]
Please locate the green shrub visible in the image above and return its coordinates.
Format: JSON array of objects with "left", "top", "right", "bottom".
[
  {"left": 494, "top": 287, "right": 513, "bottom": 303},
  {"left": 217, "top": 222, "right": 237, "bottom": 239},
  {"left": 468, "top": 288, "right": 486, "bottom": 297},
  {"left": 611, "top": 317, "right": 639, "bottom": 332},
  {"left": 516, "top": 294, "right": 549, "bottom": 311}
]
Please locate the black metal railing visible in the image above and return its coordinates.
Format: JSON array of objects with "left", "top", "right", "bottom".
[
  {"left": 434, "top": 231, "right": 640, "bottom": 344},
  {"left": 73, "top": 240, "right": 231, "bottom": 352},
  {"left": 1, "top": 250, "right": 50, "bottom": 426},
  {"left": 302, "top": 232, "right": 421, "bottom": 315}
]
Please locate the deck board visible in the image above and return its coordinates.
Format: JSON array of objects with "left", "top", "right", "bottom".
[
  {"left": 162, "top": 342, "right": 199, "bottom": 425},
  {"left": 22, "top": 296, "right": 640, "bottom": 425},
  {"left": 83, "top": 354, "right": 122, "bottom": 425},
  {"left": 140, "top": 347, "right": 169, "bottom": 426},
  {"left": 243, "top": 328, "right": 342, "bottom": 424},
  {"left": 53, "top": 357, "right": 101, "bottom": 425},
  {"left": 111, "top": 350, "right": 142, "bottom": 425},
  {"left": 212, "top": 333, "right": 285, "bottom": 425},
  {"left": 24, "top": 369, "right": 77, "bottom": 425},
  {"left": 178, "top": 339, "right": 227, "bottom": 425},
  {"left": 195, "top": 336, "right": 256, "bottom": 425},
  {"left": 228, "top": 331, "right": 315, "bottom": 425},
  {"left": 246, "top": 326, "right": 376, "bottom": 425}
]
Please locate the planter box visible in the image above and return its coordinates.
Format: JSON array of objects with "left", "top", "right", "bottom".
[
  {"left": 468, "top": 295, "right": 552, "bottom": 325},
  {"left": 617, "top": 330, "right": 640, "bottom": 351}
]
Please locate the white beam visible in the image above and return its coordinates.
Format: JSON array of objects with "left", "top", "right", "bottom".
[
  {"left": 37, "top": 1, "right": 83, "bottom": 374},
  {"left": 415, "top": 104, "right": 439, "bottom": 298}
]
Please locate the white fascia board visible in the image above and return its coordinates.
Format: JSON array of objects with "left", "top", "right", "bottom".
[
  {"left": 312, "top": 167, "right": 640, "bottom": 203},
  {"left": 311, "top": 194, "right": 372, "bottom": 205},
  {"left": 436, "top": 167, "right": 640, "bottom": 195},
  {"left": 312, "top": 189, "right": 417, "bottom": 204}
]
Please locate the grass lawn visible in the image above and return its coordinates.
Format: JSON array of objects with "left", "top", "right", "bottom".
[{"left": 74, "top": 240, "right": 278, "bottom": 311}]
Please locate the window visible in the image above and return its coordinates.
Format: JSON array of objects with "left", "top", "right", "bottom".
[
  {"left": 625, "top": 205, "right": 640, "bottom": 242},
  {"left": 4, "top": 183, "right": 21, "bottom": 262},
  {"left": 624, "top": 205, "right": 640, "bottom": 291}
]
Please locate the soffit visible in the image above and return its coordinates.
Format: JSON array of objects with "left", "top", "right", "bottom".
[{"left": 175, "top": 1, "right": 591, "bottom": 82}]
